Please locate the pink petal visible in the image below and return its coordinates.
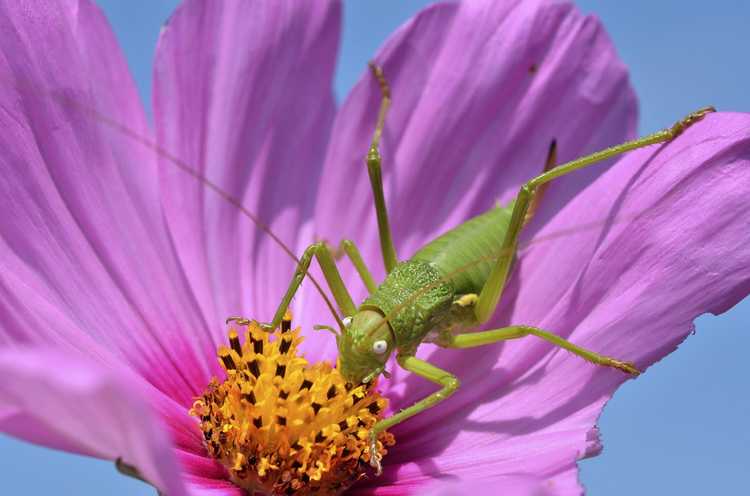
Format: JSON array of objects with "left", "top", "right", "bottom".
[
  {"left": 414, "top": 476, "right": 558, "bottom": 496},
  {"left": 177, "top": 451, "right": 241, "bottom": 496},
  {"left": 366, "top": 114, "right": 750, "bottom": 491},
  {"left": 313, "top": 0, "right": 637, "bottom": 324},
  {"left": 153, "top": 0, "right": 341, "bottom": 335},
  {"left": 0, "top": 348, "right": 188, "bottom": 496},
  {"left": 0, "top": 0, "right": 215, "bottom": 403}
]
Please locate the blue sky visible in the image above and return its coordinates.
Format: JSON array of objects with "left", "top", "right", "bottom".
[{"left": 2, "top": 1, "right": 748, "bottom": 495}]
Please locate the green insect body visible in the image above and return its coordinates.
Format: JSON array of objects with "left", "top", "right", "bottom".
[
  {"left": 336, "top": 211, "right": 510, "bottom": 389},
  {"left": 238, "top": 64, "right": 715, "bottom": 474},
  {"left": 360, "top": 206, "right": 513, "bottom": 355},
  {"left": 363, "top": 259, "right": 460, "bottom": 353}
]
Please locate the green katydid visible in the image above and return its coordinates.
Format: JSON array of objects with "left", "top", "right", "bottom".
[{"left": 227, "top": 64, "right": 714, "bottom": 473}]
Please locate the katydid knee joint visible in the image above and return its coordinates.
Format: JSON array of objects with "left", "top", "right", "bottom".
[
  {"left": 433, "top": 377, "right": 459, "bottom": 402},
  {"left": 367, "top": 146, "right": 380, "bottom": 165},
  {"left": 443, "top": 376, "right": 460, "bottom": 392}
]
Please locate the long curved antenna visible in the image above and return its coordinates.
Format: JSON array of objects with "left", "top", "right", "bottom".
[{"left": 60, "top": 95, "right": 343, "bottom": 325}]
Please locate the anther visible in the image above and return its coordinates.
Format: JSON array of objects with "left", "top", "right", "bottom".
[
  {"left": 281, "top": 318, "right": 292, "bottom": 333},
  {"left": 219, "top": 350, "right": 236, "bottom": 371},
  {"left": 275, "top": 364, "right": 287, "bottom": 378},
  {"left": 248, "top": 359, "right": 261, "bottom": 378},
  {"left": 228, "top": 330, "right": 242, "bottom": 356},
  {"left": 327, "top": 385, "right": 337, "bottom": 399}
]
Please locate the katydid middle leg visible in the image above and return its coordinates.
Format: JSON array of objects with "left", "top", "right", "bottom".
[
  {"left": 368, "top": 354, "right": 460, "bottom": 474},
  {"left": 339, "top": 239, "right": 378, "bottom": 293},
  {"left": 366, "top": 62, "right": 399, "bottom": 274},
  {"left": 474, "top": 106, "right": 715, "bottom": 323}
]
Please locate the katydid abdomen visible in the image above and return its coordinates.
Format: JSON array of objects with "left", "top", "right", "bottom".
[{"left": 412, "top": 202, "right": 514, "bottom": 296}]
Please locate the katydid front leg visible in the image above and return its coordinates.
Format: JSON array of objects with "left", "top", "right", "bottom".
[
  {"left": 368, "top": 355, "right": 460, "bottom": 474},
  {"left": 261, "top": 242, "right": 356, "bottom": 331},
  {"left": 475, "top": 106, "right": 715, "bottom": 323}
]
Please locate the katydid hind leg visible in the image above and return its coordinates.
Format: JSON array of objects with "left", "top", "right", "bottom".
[
  {"left": 368, "top": 355, "right": 459, "bottom": 474},
  {"left": 522, "top": 139, "right": 557, "bottom": 227},
  {"left": 443, "top": 325, "right": 639, "bottom": 375},
  {"left": 474, "top": 106, "right": 715, "bottom": 324},
  {"left": 366, "top": 62, "right": 399, "bottom": 273}
]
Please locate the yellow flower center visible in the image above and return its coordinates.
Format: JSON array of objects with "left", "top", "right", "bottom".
[{"left": 191, "top": 316, "right": 394, "bottom": 495}]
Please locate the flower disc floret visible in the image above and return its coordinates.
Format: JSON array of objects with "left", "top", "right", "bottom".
[{"left": 191, "top": 318, "right": 394, "bottom": 495}]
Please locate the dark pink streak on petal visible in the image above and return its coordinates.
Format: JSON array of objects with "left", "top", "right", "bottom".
[
  {"left": 0, "top": 0, "right": 215, "bottom": 404},
  {"left": 371, "top": 114, "right": 750, "bottom": 492},
  {"left": 154, "top": 0, "right": 341, "bottom": 341},
  {"left": 0, "top": 348, "right": 189, "bottom": 496},
  {"left": 308, "top": 0, "right": 637, "bottom": 356}
]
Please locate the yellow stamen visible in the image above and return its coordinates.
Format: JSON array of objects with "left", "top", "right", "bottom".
[{"left": 191, "top": 317, "right": 394, "bottom": 495}]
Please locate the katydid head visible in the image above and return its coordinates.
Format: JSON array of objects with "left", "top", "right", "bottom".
[{"left": 336, "top": 309, "right": 395, "bottom": 385}]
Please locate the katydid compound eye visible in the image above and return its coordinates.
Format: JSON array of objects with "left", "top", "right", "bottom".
[
  {"left": 342, "top": 317, "right": 352, "bottom": 327},
  {"left": 372, "top": 340, "right": 388, "bottom": 354}
]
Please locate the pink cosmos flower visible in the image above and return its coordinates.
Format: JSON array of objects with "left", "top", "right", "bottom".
[{"left": 1, "top": 0, "right": 749, "bottom": 495}]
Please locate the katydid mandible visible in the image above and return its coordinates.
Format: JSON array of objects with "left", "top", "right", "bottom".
[{"left": 232, "top": 63, "right": 714, "bottom": 474}]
